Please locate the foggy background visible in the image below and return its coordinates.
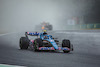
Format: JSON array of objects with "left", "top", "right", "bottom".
[{"left": 0, "top": 0, "right": 100, "bottom": 33}]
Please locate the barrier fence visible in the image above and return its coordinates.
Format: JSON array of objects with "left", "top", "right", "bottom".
[{"left": 65, "top": 24, "right": 100, "bottom": 30}]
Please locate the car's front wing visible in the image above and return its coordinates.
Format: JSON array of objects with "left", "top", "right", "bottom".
[{"left": 38, "top": 47, "right": 70, "bottom": 51}]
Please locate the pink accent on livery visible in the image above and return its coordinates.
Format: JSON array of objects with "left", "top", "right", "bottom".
[
  {"left": 58, "top": 47, "right": 61, "bottom": 50},
  {"left": 27, "top": 32, "right": 29, "bottom": 34},
  {"left": 31, "top": 40, "right": 34, "bottom": 43},
  {"left": 39, "top": 47, "right": 43, "bottom": 50},
  {"left": 51, "top": 47, "right": 55, "bottom": 50}
]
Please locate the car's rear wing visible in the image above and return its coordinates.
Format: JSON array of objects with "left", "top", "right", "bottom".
[{"left": 25, "top": 32, "right": 39, "bottom": 38}]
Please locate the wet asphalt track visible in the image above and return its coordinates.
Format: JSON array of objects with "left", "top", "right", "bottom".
[{"left": 0, "top": 30, "right": 100, "bottom": 67}]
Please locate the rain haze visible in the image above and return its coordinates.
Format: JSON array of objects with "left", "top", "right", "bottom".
[
  {"left": 0, "top": 0, "right": 99, "bottom": 33},
  {"left": 0, "top": 0, "right": 100, "bottom": 67}
]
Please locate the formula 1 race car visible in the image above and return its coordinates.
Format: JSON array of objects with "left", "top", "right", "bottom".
[
  {"left": 19, "top": 32, "right": 73, "bottom": 53},
  {"left": 35, "top": 22, "right": 53, "bottom": 30},
  {"left": 41, "top": 22, "right": 53, "bottom": 30}
]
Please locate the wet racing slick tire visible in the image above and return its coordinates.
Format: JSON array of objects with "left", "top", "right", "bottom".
[
  {"left": 34, "top": 38, "right": 43, "bottom": 51},
  {"left": 62, "top": 39, "right": 71, "bottom": 53},
  {"left": 19, "top": 37, "right": 29, "bottom": 49}
]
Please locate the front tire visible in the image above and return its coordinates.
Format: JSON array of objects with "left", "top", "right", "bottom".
[
  {"left": 62, "top": 39, "right": 71, "bottom": 53},
  {"left": 34, "top": 38, "right": 43, "bottom": 51},
  {"left": 19, "top": 37, "right": 29, "bottom": 49}
]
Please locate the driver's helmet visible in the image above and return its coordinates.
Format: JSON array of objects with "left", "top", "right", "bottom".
[{"left": 43, "top": 30, "right": 47, "bottom": 32}]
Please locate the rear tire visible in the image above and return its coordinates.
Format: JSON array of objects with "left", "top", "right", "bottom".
[
  {"left": 62, "top": 39, "right": 71, "bottom": 53},
  {"left": 19, "top": 37, "right": 29, "bottom": 49}
]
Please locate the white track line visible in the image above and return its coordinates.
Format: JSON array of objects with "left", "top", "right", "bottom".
[
  {"left": 0, "top": 32, "right": 16, "bottom": 36},
  {"left": 0, "top": 64, "right": 26, "bottom": 67}
]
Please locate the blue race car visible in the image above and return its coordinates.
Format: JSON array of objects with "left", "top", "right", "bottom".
[{"left": 19, "top": 32, "right": 73, "bottom": 53}]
